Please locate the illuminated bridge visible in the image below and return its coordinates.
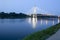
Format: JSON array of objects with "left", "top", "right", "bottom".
[{"left": 26, "top": 6, "right": 60, "bottom": 18}]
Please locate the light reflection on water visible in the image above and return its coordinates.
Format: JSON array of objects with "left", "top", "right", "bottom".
[
  {"left": 28, "top": 18, "right": 37, "bottom": 29},
  {"left": 0, "top": 18, "right": 60, "bottom": 40},
  {"left": 28, "top": 18, "right": 60, "bottom": 29}
]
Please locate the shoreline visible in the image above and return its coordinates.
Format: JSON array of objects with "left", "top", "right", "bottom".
[{"left": 23, "top": 23, "right": 60, "bottom": 40}]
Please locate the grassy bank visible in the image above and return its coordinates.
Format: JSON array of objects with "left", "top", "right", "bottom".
[{"left": 23, "top": 23, "right": 60, "bottom": 40}]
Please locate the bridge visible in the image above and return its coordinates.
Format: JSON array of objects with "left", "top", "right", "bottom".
[
  {"left": 27, "top": 6, "right": 60, "bottom": 29},
  {"left": 26, "top": 6, "right": 60, "bottom": 18}
]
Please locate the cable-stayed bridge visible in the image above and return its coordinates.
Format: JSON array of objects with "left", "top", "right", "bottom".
[
  {"left": 26, "top": 6, "right": 60, "bottom": 18},
  {"left": 27, "top": 6, "right": 60, "bottom": 29}
]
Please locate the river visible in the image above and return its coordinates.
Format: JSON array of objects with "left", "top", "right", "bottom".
[{"left": 0, "top": 18, "right": 60, "bottom": 40}]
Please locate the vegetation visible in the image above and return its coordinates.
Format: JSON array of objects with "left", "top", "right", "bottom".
[
  {"left": 0, "top": 12, "right": 58, "bottom": 19},
  {"left": 23, "top": 23, "right": 60, "bottom": 40},
  {"left": 0, "top": 12, "right": 29, "bottom": 19}
]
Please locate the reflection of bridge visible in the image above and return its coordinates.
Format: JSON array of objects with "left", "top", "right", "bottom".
[
  {"left": 28, "top": 18, "right": 60, "bottom": 29},
  {"left": 28, "top": 18, "right": 37, "bottom": 29}
]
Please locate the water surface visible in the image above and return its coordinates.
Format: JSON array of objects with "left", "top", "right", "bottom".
[{"left": 0, "top": 18, "right": 60, "bottom": 40}]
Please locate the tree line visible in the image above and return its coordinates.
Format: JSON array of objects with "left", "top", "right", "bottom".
[{"left": 0, "top": 12, "right": 29, "bottom": 19}]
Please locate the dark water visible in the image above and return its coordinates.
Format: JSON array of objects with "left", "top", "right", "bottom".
[{"left": 0, "top": 18, "right": 60, "bottom": 40}]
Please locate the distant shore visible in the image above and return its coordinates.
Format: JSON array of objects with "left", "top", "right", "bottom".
[
  {"left": 0, "top": 12, "right": 30, "bottom": 19},
  {"left": 23, "top": 23, "right": 60, "bottom": 40},
  {"left": 0, "top": 12, "right": 59, "bottom": 19}
]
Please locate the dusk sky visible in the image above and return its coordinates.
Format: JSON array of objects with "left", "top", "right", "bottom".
[{"left": 0, "top": 0, "right": 60, "bottom": 15}]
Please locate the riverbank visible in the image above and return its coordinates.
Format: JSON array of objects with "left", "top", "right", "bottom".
[{"left": 23, "top": 23, "right": 60, "bottom": 40}]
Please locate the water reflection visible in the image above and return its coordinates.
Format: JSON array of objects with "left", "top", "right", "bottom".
[
  {"left": 40, "top": 19, "right": 43, "bottom": 25},
  {"left": 28, "top": 18, "right": 60, "bottom": 29},
  {"left": 53, "top": 19, "right": 54, "bottom": 25},
  {"left": 32, "top": 18, "right": 37, "bottom": 29},
  {"left": 28, "top": 17, "right": 37, "bottom": 29},
  {"left": 58, "top": 18, "right": 60, "bottom": 23},
  {"left": 0, "top": 19, "right": 26, "bottom": 23},
  {"left": 28, "top": 18, "right": 31, "bottom": 24},
  {"left": 46, "top": 20, "right": 48, "bottom": 25}
]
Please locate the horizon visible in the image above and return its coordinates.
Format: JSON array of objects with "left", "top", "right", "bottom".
[{"left": 0, "top": 0, "right": 60, "bottom": 15}]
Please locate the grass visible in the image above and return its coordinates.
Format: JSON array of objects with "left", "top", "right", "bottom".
[{"left": 23, "top": 23, "right": 60, "bottom": 40}]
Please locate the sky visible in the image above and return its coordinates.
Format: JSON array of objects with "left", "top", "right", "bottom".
[{"left": 0, "top": 0, "right": 60, "bottom": 15}]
